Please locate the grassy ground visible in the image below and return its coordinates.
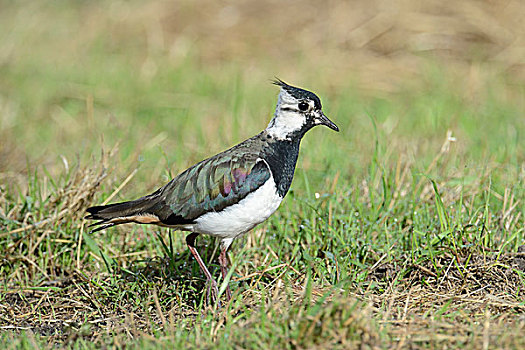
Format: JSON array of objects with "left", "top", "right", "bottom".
[{"left": 1, "top": 1, "right": 524, "bottom": 349}]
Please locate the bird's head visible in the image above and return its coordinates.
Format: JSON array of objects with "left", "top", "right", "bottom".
[{"left": 266, "top": 79, "right": 339, "bottom": 140}]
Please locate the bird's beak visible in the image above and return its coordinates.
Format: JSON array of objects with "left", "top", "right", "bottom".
[{"left": 316, "top": 111, "right": 339, "bottom": 132}]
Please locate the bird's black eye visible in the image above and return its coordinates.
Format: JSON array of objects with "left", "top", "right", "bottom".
[{"left": 298, "top": 102, "right": 309, "bottom": 112}]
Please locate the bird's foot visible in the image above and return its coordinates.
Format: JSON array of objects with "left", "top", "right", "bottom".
[{"left": 206, "top": 278, "right": 220, "bottom": 306}]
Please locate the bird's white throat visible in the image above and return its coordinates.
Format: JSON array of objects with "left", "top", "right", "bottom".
[
  {"left": 266, "top": 88, "right": 307, "bottom": 140},
  {"left": 266, "top": 109, "right": 306, "bottom": 140}
]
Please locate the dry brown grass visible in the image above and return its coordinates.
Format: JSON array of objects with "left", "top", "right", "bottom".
[{"left": 2, "top": 249, "right": 524, "bottom": 348}]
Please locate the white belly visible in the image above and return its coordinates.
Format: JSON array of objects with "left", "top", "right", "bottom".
[{"left": 192, "top": 177, "right": 283, "bottom": 239}]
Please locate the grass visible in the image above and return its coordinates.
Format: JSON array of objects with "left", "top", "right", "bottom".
[{"left": 1, "top": 1, "right": 525, "bottom": 349}]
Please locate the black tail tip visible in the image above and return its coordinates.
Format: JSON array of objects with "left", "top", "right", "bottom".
[
  {"left": 85, "top": 206, "right": 103, "bottom": 220},
  {"left": 86, "top": 205, "right": 106, "bottom": 214}
]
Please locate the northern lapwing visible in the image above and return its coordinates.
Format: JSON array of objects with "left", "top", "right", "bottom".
[{"left": 86, "top": 80, "right": 339, "bottom": 303}]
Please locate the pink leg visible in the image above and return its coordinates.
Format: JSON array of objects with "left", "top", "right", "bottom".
[
  {"left": 218, "top": 247, "right": 232, "bottom": 301},
  {"left": 186, "top": 233, "right": 219, "bottom": 304}
]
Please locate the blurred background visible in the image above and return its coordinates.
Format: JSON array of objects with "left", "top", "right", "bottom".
[
  {"left": 1, "top": 3, "right": 524, "bottom": 345},
  {"left": 0, "top": 0, "right": 523, "bottom": 193}
]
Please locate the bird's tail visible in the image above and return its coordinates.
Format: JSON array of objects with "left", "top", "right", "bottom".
[{"left": 85, "top": 196, "right": 162, "bottom": 233}]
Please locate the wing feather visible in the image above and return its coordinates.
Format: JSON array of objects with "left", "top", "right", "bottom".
[{"left": 152, "top": 146, "right": 271, "bottom": 225}]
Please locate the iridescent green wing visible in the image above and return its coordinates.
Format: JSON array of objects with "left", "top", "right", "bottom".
[{"left": 153, "top": 144, "right": 270, "bottom": 224}]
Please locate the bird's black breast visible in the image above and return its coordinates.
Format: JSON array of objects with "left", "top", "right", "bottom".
[{"left": 261, "top": 138, "right": 301, "bottom": 197}]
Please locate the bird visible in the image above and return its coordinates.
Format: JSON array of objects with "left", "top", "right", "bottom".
[{"left": 85, "top": 79, "right": 339, "bottom": 303}]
